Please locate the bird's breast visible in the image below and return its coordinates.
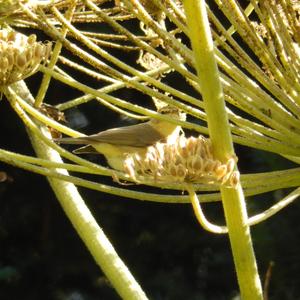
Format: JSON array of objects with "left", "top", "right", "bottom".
[{"left": 92, "top": 143, "right": 147, "bottom": 171}]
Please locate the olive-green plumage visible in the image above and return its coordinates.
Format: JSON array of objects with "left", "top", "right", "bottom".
[{"left": 56, "top": 106, "right": 185, "bottom": 171}]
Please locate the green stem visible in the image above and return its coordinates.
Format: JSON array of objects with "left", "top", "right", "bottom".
[
  {"left": 186, "top": 184, "right": 227, "bottom": 233},
  {"left": 34, "top": 0, "right": 76, "bottom": 107},
  {"left": 183, "top": 1, "right": 263, "bottom": 299},
  {"left": 39, "top": 66, "right": 206, "bottom": 133},
  {"left": 7, "top": 83, "right": 149, "bottom": 300},
  {"left": 31, "top": 133, "right": 148, "bottom": 300}
]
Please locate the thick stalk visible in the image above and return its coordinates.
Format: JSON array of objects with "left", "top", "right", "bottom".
[
  {"left": 183, "top": 1, "right": 263, "bottom": 299},
  {"left": 8, "top": 83, "right": 148, "bottom": 300},
  {"left": 30, "top": 129, "right": 148, "bottom": 300}
]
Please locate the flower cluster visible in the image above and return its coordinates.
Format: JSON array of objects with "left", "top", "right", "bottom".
[
  {"left": 124, "top": 135, "right": 237, "bottom": 186},
  {"left": 0, "top": 30, "right": 52, "bottom": 87}
]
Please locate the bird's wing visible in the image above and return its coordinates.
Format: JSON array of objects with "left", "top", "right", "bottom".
[
  {"left": 85, "top": 123, "right": 164, "bottom": 147},
  {"left": 55, "top": 123, "right": 164, "bottom": 147}
]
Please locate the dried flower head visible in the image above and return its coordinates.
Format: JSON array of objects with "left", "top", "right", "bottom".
[
  {"left": 0, "top": 30, "right": 52, "bottom": 87},
  {"left": 38, "top": 103, "right": 66, "bottom": 139},
  {"left": 124, "top": 135, "right": 237, "bottom": 186},
  {"left": 137, "top": 51, "right": 168, "bottom": 71}
]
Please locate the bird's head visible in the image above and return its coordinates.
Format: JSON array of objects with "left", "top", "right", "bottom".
[{"left": 156, "top": 105, "right": 186, "bottom": 122}]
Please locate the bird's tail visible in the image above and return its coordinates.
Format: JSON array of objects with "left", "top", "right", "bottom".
[{"left": 54, "top": 137, "right": 90, "bottom": 145}]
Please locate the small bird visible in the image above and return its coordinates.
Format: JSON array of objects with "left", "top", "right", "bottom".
[{"left": 56, "top": 106, "right": 186, "bottom": 171}]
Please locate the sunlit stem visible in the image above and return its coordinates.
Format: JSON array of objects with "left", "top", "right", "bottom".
[
  {"left": 6, "top": 82, "right": 149, "bottom": 300},
  {"left": 34, "top": 1, "right": 77, "bottom": 107},
  {"left": 186, "top": 184, "right": 227, "bottom": 234},
  {"left": 248, "top": 187, "right": 300, "bottom": 226},
  {"left": 183, "top": 1, "right": 263, "bottom": 299}
]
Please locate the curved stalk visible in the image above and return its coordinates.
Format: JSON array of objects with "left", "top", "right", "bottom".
[
  {"left": 248, "top": 187, "right": 300, "bottom": 226},
  {"left": 186, "top": 184, "right": 227, "bottom": 234},
  {"left": 31, "top": 132, "right": 149, "bottom": 300},
  {"left": 6, "top": 82, "right": 149, "bottom": 300}
]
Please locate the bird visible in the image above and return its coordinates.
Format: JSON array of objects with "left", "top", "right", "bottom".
[{"left": 55, "top": 106, "right": 186, "bottom": 171}]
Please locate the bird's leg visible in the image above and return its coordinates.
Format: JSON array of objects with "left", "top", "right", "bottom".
[{"left": 111, "top": 171, "right": 135, "bottom": 185}]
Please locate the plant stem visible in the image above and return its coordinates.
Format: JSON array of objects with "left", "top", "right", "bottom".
[
  {"left": 31, "top": 133, "right": 148, "bottom": 300},
  {"left": 8, "top": 83, "right": 149, "bottom": 300},
  {"left": 183, "top": 1, "right": 263, "bottom": 299},
  {"left": 186, "top": 184, "right": 227, "bottom": 233}
]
